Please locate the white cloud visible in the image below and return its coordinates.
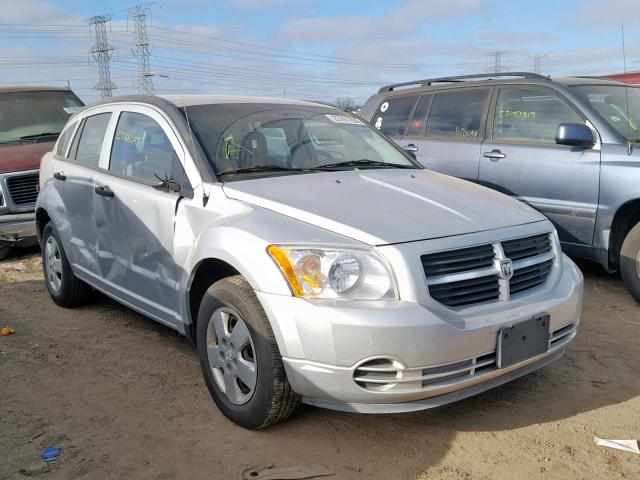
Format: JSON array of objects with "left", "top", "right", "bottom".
[
  {"left": 280, "top": 0, "right": 485, "bottom": 43},
  {"left": 230, "top": 0, "right": 308, "bottom": 10},
  {"left": 569, "top": 0, "right": 640, "bottom": 26},
  {"left": 0, "top": 0, "right": 76, "bottom": 24}
]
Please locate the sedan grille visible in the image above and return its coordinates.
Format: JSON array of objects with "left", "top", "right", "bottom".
[
  {"left": 422, "top": 233, "right": 554, "bottom": 308},
  {"left": 6, "top": 173, "right": 39, "bottom": 206}
]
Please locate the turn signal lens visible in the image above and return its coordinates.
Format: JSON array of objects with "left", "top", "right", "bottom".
[{"left": 267, "top": 245, "right": 303, "bottom": 296}]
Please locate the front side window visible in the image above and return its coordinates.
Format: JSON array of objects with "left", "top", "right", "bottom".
[
  {"left": 372, "top": 95, "right": 418, "bottom": 137},
  {"left": 74, "top": 113, "right": 111, "bottom": 167},
  {"left": 0, "top": 90, "right": 83, "bottom": 145},
  {"left": 425, "top": 89, "right": 489, "bottom": 139},
  {"left": 110, "top": 112, "right": 188, "bottom": 186},
  {"left": 184, "top": 106, "right": 418, "bottom": 181},
  {"left": 570, "top": 85, "right": 640, "bottom": 141},
  {"left": 493, "top": 87, "right": 583, "bottom": 143}
]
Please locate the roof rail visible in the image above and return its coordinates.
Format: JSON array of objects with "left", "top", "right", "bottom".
[{"left": 378, "top": 72, "right": 549, "bottom": 93}]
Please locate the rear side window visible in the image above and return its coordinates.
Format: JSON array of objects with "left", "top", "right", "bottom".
[
  {"left": 110, "top": 112, "right": 188, "bottom": 186},
  {"left": 425, "top": 89, "right": 490, "bottom": 139},
  {"left": 55, "top": 122, "right": 76, "bottom": 157},
  {"left": 406, "top": 94, "right": 433, "bottom": 136},
  {"left": 372, "top": 95, "right": 418, "bottom": 137},
  {"left": 74, "top": 113, "right": 111, "bottom": 167},
  {"left": 493, "top": 87, "right": 583, "bottom": 143}
]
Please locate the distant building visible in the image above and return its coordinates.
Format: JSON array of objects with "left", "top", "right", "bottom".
[{"left": 606, "top": 72, "right": 640, "bottom": 86}]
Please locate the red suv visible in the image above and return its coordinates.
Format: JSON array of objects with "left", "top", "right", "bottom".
[{"left": 0, "top": 86, "right": 83, "bottom": 259}]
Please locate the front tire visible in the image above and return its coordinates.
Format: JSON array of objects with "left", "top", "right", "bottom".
[
  {"left": 196, "top": 276, "right": 299, "bottom": 429},
  {"left": 620, "top": 222, "right": 640, "bottom": 304},
  {"left": 41, "top": 222, "right": 93, "bottom": 307}
]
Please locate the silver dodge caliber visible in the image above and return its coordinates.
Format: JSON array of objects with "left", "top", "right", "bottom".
[{"left": 36, "top": 95, "right": 583, "bottom": 429}]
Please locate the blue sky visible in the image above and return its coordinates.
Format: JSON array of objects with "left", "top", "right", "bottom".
[{"left": 0, "top": 0, "right": 638, "bottom": 104}]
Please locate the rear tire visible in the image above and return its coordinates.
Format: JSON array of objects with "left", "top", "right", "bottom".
[
  {"left": 0, "top": 245, "right": 10, "bottom": 260},
  {"left": 41, "top": 222, "right": 93, "bottom": 307},
  {"left": 620, "top": 221, "right": 640, "bottom": 304},
  {"left": 196, "top": 275, "right": 299, "bottom": 429}
]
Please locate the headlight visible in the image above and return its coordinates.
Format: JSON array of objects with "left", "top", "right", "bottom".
[{"left": 267, "top": 245, "right": 397, "bottom": 300}]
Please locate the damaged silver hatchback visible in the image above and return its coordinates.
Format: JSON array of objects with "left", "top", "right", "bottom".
[{"left": 36, "top": 95, "right": 583, "bottom": 429}]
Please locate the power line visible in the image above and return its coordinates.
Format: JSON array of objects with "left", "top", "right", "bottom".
[{"left": 86, "top": 14, "right": 116, "bottom": 98}]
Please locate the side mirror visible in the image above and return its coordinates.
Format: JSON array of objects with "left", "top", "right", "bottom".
[{"left": 555, "top": 123, "right": 595, "bottom": 149}]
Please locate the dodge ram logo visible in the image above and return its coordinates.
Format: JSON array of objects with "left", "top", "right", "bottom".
[{"left": 499, "top": 259, "right": 513, "bottom": 280}]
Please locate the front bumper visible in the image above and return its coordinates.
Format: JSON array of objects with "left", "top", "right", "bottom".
[
  {"left": 0, "top": 212, "right": 37, "bottom": 247},
  {"left": 257, "top": 254, "right": 583, "bottom": 410}
]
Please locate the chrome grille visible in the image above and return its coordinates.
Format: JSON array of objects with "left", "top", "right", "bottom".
[
  {"left": 510, "top": 260, "right": 553, "bottom": 295},
  {"left": 428, "top": 275, "right": 500, "bottom": 307},
  {"left": 502, "top": 233, "right": 551, "bottom": 261},
  {"left": 422, "top": 233, "right": 555, "bottom": 308},
  {"left": 6, "top": 173, "right": 39, "bottom": 205},
  {"left": 421, "top": 244, "right": 495, "bottom": 276}
]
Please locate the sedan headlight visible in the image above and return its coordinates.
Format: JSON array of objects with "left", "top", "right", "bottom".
[{"left": 268, "top": 245, "right": 397, "bottom": 300}]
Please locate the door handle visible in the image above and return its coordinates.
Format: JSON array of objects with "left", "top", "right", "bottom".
[
  {"left": 403, "top": 144, "right": 419, "bottom": 152},
  {"left": 483, "top": 149, "right": 506, "bottom": 160},
  {"left": 53, "top": 171, "right": 66, "bottom": 181},
  {"left": 95, "top": 185, "right": 115, "bottom": 198}
]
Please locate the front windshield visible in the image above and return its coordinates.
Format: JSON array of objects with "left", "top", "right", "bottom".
[
  {"left": 184, "top": 106, "right": 418, "bottom": 180},
  {"left": 0, "top": 90, "right": 84, "bottom": 144},
  {"left": 570, "top": 85, "right": 640, "bottom": 141}
]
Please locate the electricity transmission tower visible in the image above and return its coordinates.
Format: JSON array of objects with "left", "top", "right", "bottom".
[
  {"left": 87, "top": 14, "right": 116, "bottom": 98},
  {"left": 487, "top": 50, "right": 509, "bottom": 73},
  {"left": 129, "top": 4, "right": 155, "bottom": 95},
  {"left": 530, "top": 53, "right": 550, "bottom": 74}
]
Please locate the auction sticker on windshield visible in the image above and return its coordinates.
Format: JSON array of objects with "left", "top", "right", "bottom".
[{"left": 325, "top": 114, "right": 365, "bottom": 125}]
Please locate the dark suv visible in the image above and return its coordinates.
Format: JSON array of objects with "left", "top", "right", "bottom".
[{"left": 361, "top": 72, "right": 640, "bottom": 303}]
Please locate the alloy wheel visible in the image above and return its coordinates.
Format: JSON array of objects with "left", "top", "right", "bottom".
[
  {"left": 206, "top": 307, "right": 257, "bottom": 405},
  {"left": 45, "top": 235, "right": 63, "bottom": 294}
]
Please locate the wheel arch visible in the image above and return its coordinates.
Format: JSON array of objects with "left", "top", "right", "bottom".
[
  {"left": 185, "top": 257, "right": 241, "bottom": 345},
  {"left": 609, "top": 198, "right": 640, "bottom": 269},
  {"left": 35, "top": 207, "right": 51, "bottom": 242}
]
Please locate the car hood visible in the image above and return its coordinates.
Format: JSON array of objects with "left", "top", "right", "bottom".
[
  {"left": 222, "top": 169, "right": 546, "bottom": 245},
  {"left": 0, "top": 142, "right": 53, "bottom": 173}
]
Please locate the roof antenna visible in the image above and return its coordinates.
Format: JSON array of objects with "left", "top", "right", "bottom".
[
  {"left": 158, "top": 5, "right": 209, "bottom": 206},
  {"left": 621, "top": 24, "right": 633, "bottom": 155}
]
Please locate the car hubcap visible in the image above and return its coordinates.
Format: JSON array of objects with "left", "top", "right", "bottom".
[
  {"left": 206, "top": 307, "right": 257, "bottom": 405},
  {"left": 45, "top": 236, "right": 63, "bottom": 294}
]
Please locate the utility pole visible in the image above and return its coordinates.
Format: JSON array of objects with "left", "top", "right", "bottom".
[
  {"left": 129, "top": 4, "right": 155, "bottom": 95},
  {"left": 529, "top": 53, "right": 550, "bottom": 74},
  {"left": 487, "top": 50, "right": 509, "bottom": 73},
  {"left": 87, "top": 14, "right": 116, "bottom": 98}
]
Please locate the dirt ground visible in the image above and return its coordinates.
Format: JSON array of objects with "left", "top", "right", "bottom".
[{"left": 1, "top": 250, "right": 639, "bottom": 480}]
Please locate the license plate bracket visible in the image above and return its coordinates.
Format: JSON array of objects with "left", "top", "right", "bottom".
[{"left": 497, "top": 314, "right": 550, "bottom": 369}]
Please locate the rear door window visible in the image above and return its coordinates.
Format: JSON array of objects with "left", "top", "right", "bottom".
[
  {"left": 74, "top": 113, "right": 111, "bottom": 167},
  {"left": 406, "top": 94, "right": 433, "bottom": 136},
  {"left": 372, "top": 95, "right": 418, "bottom": 137},
  {"left": 425, "top": 89, "right": 490, "bottom": 139},
  {"left": 492, "top": 87, "right": 584, "bottom": 144}
]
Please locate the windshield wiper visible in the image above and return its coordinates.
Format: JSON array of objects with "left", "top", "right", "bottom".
[
  {"left": 315, "top": 159, "right": 416, "bottom": 170},
  {"left": 19, "top": 132, "right": 60, "bottom": 140},
  {"left": 218, "top": 165, "right": 320, "bottom": 176}
]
